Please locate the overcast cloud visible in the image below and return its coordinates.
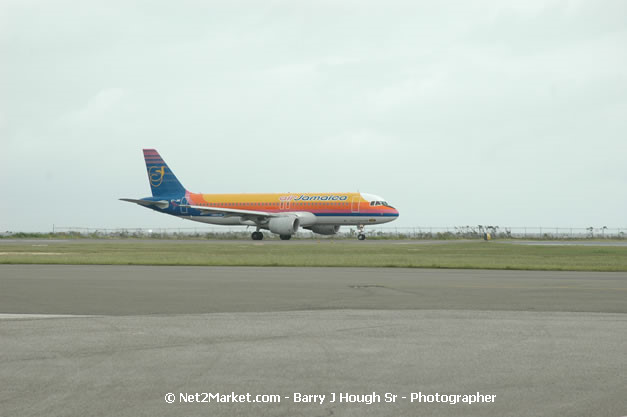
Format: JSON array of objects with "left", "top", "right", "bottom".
[{"left": 1, "top": 0, "right": 626, "bottom": 231}]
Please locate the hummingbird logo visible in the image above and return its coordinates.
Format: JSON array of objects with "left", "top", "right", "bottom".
[{"left": 149, "top": 166, "right": 165, "bottom": 187}]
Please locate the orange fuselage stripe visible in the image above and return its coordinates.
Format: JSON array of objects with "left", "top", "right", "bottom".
[{"left": 187, "top": 192, "right": 396, "bottom": 215}]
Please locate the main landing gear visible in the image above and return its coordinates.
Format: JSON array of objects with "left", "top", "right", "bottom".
[
  {"left": 357, "top": 224, "right": 366, "bottom": 240},
  {"left": 251, "top": 231, "right": 292, "bottom": 241}
]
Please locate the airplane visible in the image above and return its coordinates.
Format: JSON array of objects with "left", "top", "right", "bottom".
[{"left": 121, "top": 149, "right": 399, "bottom": 240}]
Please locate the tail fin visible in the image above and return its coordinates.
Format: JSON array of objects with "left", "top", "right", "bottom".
[{"left": 143, "top": 149, "right": 186, "bottom": 197}]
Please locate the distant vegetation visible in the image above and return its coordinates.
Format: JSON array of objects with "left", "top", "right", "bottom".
[
  {"left": 0, "top": 231, "right": 254, "bottom": 240},
  {"left": 1, "top": 226, "right": 625, "bottom": 241}
]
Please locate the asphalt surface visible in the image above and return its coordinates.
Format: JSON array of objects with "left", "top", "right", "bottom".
[
  {"left": 1, "top": 265, "right": 626, "bottom": 417},
  {"left": 3, "top": 238, "right": 627, "bottom": 246},
  {"left": 1, "top": 265, "right": 626, "bottom": 314}
]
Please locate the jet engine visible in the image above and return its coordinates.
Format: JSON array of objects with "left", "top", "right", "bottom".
[
  {"left": 268, "top": 216, "right": 300, "bottom": 235},
  {"left": 308, "top": 225, "right": 340, "bottom": 235}
]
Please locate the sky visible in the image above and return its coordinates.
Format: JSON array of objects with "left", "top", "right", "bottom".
[{"left": 1, "top": 0, "right": 626, "bottom": 232}]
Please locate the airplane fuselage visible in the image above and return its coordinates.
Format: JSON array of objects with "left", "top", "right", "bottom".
[{"left": 145, "top": 191, "right": 398, "bottom": 227}]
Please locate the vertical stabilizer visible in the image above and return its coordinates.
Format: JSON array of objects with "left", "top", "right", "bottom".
[{"left": 143, "top": 149, "right": 186, "bottom": 197}]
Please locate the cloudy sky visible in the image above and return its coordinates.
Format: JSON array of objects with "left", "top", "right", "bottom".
[{"left": 1, "top": 0, "right": 626, "bottom": 232}]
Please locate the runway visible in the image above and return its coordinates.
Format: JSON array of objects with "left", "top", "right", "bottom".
[
  {"left": 1, "top": 265, "right": 626, "bottom": 314},
  {"left": 1, "top": 265, "right": 626, "bottom": 417},
  {"left": 3, "top": 238, "right": 627, "bottom": 246}
]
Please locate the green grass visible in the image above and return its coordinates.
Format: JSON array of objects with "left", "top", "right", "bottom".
[{"left": 1, "top": 241, "right": 626, "bottom": 271}]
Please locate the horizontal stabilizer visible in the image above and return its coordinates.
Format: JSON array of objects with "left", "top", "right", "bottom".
[{"left": 119, "top": 198, "right": 169, "bottom": 209}]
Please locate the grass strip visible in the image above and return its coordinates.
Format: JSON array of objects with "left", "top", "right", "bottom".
[{"left": 1, "top": 241, "right": 626, "bottom": 271}]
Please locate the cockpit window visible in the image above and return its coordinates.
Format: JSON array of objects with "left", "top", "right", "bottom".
[{"left": 370, "top": 200, "right": 394, "bottom": 208}]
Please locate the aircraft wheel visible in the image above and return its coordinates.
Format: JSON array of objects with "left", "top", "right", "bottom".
[
  {"left": 357, "top": 233, "right": 366, "bottom": 241},
  {"left": 279, "top": 234, "right": 292, "bottom": 240},
  {"left": 251, "top": 231, "right": 263, "bottom": 240}
]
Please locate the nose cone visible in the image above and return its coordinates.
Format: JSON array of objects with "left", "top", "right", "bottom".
[{"left": 385, "top": 206, "right": 399, "bottom": 218}]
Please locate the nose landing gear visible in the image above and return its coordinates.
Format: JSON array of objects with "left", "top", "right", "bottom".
[{"left": 251, "top": 231, "right": 264, "bottom": 240}]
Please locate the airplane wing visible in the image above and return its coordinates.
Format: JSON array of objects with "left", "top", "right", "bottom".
[
  {"left": 184, "top": 205, "right": 282, "bottom": 218},
  {"left": 119, "top": 198, "right": 169, "bottom": 209},
  {"left": 185, "top": 205, "right": 316, "bottom": 227}
]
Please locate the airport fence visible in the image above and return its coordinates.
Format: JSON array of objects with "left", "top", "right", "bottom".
[{"left": 2, "top": 226, "right": 625, "bottom": 240}]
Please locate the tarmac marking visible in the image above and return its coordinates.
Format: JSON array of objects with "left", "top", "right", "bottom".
[
  {"left": 445, "top": 284, "right": 627, "bottom": 291},
  {"left": 0, "top": 252, "right": 66, "bottom": 255},
  {"left": 0, "top": 314, "right": 98, "bottom": 320}
]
